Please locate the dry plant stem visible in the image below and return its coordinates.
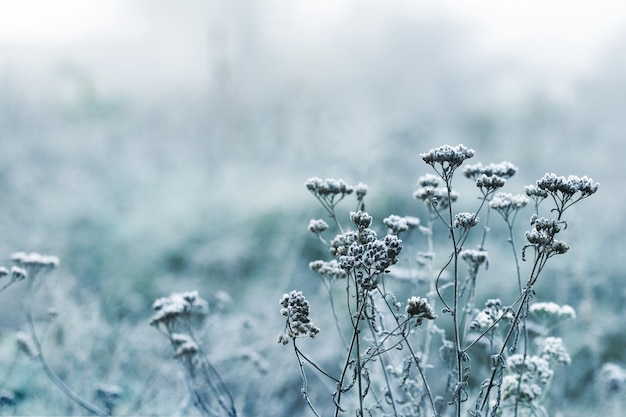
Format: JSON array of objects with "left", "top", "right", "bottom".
[
  {"left": 333, "top": 289, "right": 368, "bottom": 417},
  {"left": 182, "top": 324, "right": 237, "bottom": 417},
  {"left": 293, "top": 342, "right": 322, "bottom": 417},
  {"left": 366, "top": 320, "right": 400, "bottom": 417},
  {"left": 376, "top": 290, "right": 438, "bottom": 415},
  {"left": 24, "top": 283, "right": 108, "bottom": 417},
  {"left": 421, "top": 214, "right": 437, "bottom": 366},
  {"left": 478, "top": 252, "right": 550, "bottom": 414},
  {"left": 444, "top": 183, "right": 464, "bottom": 417},
  {"left": 314, "top": 196, "right": 345, "bottom": 233},
  {"left": 294, "top": 344, "right": 340, "bottom": 383}
]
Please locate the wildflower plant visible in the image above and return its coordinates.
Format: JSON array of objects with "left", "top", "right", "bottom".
[
  {"left": 281, "top": 144, "right": 598, "bottom": 417},
  {"left": 150, "top": 290, "right": 237, "bottom": 417},
  {"left": 0, "top": 252, "right": 109, "bottom": 416}
]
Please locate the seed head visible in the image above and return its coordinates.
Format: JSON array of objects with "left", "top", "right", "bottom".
[{"left": 406, "top": 296, "right": 437, "bottom": 324}]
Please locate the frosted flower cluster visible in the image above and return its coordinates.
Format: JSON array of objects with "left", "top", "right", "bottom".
[
  {"left": 502, "top": 354, "right": 554, "bottom": 404},
  {"left": 420, "top": 144, "right": 475, "bottom": 175},
  {"left": 383, "top": 214, "right": 419, "bottom": 235},
  {"left": 150, "top": 291, "right": 209, "bottom": 329},
  {"left": 308, "top": 219, "right": 329, "bottom": 235},
  {"left": 10, "top": 252, "right": 60, "bottom": 278},
  {"left": 329, "top": 212, "right": 402, "bottom": 288},
  {"left": 278, "top": 291, "right": 320, "bottom": 345},
  {"left": 525, "top": 173, "right": 599, "bottom": 210},
  {"left": 540, "top": 337, "right": 571, "bottom": 366},
  {"left": 524, "top": 216, "right": 569, "bottom": 259},
  {"left": 474, "top": 174, "right": 506, "bottom": 193},
  {"left": 0, "top": 252, "right": 61, "bottom": 292},
  {"left": 405, "top": 296, "right": 437, "bottom": 325},
  {"left": 305, "top": 177, "right": 354, "bottom": 197},
  {"left": 501, "top": 374, "right": 543, "bottom": 404},
  {"left": 524, "top": 217, "right": 569, "bottom": 256},
  {"left": 535, "top": 173, "right": 599, "bottom": 197},
  {"left": 463, "top": 161, "right": 518, "bottom": 180},
  {"left": 489, "top": 192, "right": 529, "bottom": 221},
  {"left": 309, "top": 259, "right": 347, "bottom": 281},
  {"left": 470, "top": 299, "right": 511, "bottom": 331},
  {"left": 350, "top": 211, "right": 373, "bottom": 229},
  {"left": 454, "top": 212, "right": 479, "bottom": 229},
  {"left": 461, "top": 249, "right": 488, "bottom": 268},
  {"left": 529, "top": 302, "right": 576, "bottom": 323},
  {"left": 171, "top": 333, "right": 200, "bottom": 359},
  {"left": 355, "top": 182, "right": 368, "bottom": 201},
  {"left": 414, "top": 178, "right": 459, "bottom": 209}
]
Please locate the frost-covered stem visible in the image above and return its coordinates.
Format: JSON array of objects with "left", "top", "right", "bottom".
[
  {"left": 313, "top": 195, "right": 345, "bottom": 234},
  {"left": 479, "top": 252, "right": 549, "bottom": 414},
  {"left": 478, "top": 204, "right": 492, "bottom": 251},
  {"left": 421, "top": 213, "right": 437, "bottom": 366},
  {"left": 334, "top": 286, "right": 368, "bottom": 417},
  {"left": 445, "top": 180, "right": 464, "bottom": 417},
  {"left": 377, "top": 291, "right": 438, "bottom": 415},
  {"left": 355, "top": 287, "right": 365, "bottom": 416},
  {"left": 505, "top": 217, "right": 524, "bottom": 294},
  {"left": 367, "top": 319, "right": 400, "bottom": 417},
  {"left": 293, "top": 341, "right": 322, "bottom": 417},
  {"left": 183, "top": 323, "right": 237, "bottom": 417},
  {"left": 24, "top": 280, "right": 108, "bottom": 417},
  {"left": 294, "top": 344, "right": 339, "bottom": 383}
]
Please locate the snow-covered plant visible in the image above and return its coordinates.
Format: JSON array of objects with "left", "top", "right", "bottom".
[
  {"left": 280, "top": 144, "right": 598, "bottom": 417},
  {"left": 150, "top": 290, "right": 237, "bottom": 417}
]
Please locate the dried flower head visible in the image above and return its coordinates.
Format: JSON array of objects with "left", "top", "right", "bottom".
[
  {"left": 454, "top": 212, "right": 479, "bottom": 229},
  {"left": 383, "top": 215, "right": 418, "bottom": 235},
  {"left": 355, "top": 182, "right": 368, "bottom": 201},
  {"left": 414, "top": 186, "right": 459, "bottom": 209},
  {"left": 278, "top": 290, "right": 320, "bottom": 344},
  {"left": 529, "top": 173, "right": 599, "bottom": 213},
  {"left": 463, "top": 161, "right": 518, "bottom": 180},
  {"left": 309, "top": 259, "right": 347, "bottom": 280},
  {"left": 150, "top": 291, "right": 209, "bottom": 329},
  {"left": 417, "top": 173, "right": 441, "bottom": 188},
  {"left": 420, "top": 144, "right": 475, "bottom": 177},
  {"left": 350, "top": 211, "right": 373, "bottom": 229},
  {"left": 469, "top": 298, "right": 512, "bottom": 331},
  {"left": 475, "top": 173, "right": 506, "bottom": 194},
  {"left": 406, "top": 296, "right": 437, "bottom": 324},
  {"left": 541, "top": 337, "right": 571, "bottom": 366},
  {"left": 529, "top": 302, "right": 576, "bottom": 323},
  {"left": 10, "top": 252, "right": 59, "bottom": 279},
  {"left": 501, "top": 374, "right": 543, "bottom": 404},
  {"left": 308, "top": 219, "right": 329, "bottom": 234},
  {"left": 10, "top": 267, "right": 27, "bottom": 282},
  {"left": 461, "top": 249, "right": 488, "bottom": 268},
  {"left": 489, "top": 192, "right": 529, "bottom": 221},
  {"left": 306, "top": 177, "right": 354, "bottom": 196},
  {"left": 171, "top": 333, "right": 200, "bottom": 359},
  {"left": 524, "top": 217, "right": 570, "bottom": 258}
]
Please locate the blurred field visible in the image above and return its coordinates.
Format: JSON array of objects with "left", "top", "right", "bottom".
[{"left": 0, "top": 2, "right": 624, "bottom": 415}]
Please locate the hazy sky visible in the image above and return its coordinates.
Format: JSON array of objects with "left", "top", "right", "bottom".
[
  {"left": 1, "top": 0, "right": 625, "bottom": 99},
  {"left": 1, "top": 1, "right": 624, "bottom": 65}
]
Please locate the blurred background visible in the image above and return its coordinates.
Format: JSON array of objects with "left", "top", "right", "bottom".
[{"left": 0, "top": 0, "right": 624, "bottom": 415}]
